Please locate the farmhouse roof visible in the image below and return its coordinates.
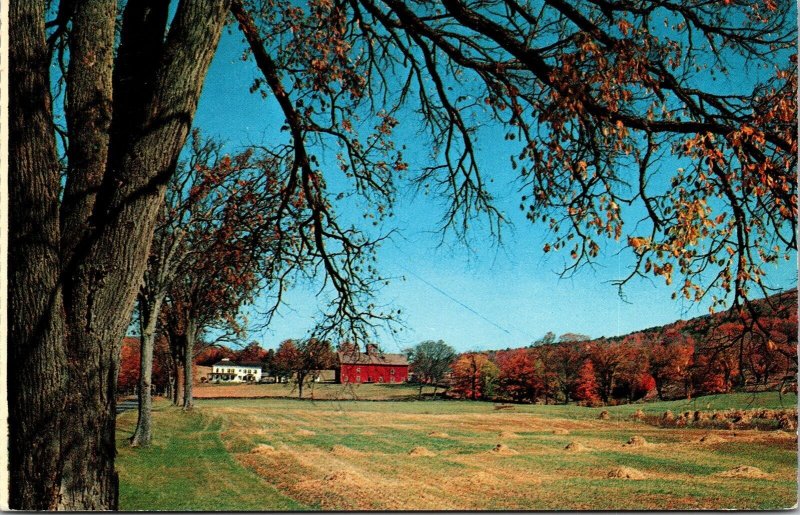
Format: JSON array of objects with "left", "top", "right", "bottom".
[
  {"left": 336, "top": 351, "right": 408, "bottom": 366},
  {"left": 213, "top": 360, "right": 263, "bottom": 368}
]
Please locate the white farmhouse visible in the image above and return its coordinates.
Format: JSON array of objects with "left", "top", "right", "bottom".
[{"left": 210, "top": 358, "right": 263, "bottom": 383}]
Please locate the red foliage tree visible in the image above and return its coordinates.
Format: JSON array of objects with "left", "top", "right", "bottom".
[
  {"left": 195, "top": 346, "right": 236, "bottom": 367},
  {"left": 496, "top": 349, "right": 541, "bottom": 402},
  {"left": 450, "top": 353, "right": 498, "bottom": 400},
  {"left": 587, "top": 340, "right": 631, "bottom": 403},
  {"left": 236, "top": 342, "right": 269, "bottom": 363},
  {"left": 646, "top": 329, "right": 695, "bottom": 399},
  {"left": 117, "top": 338, "right": 141, "bottom": 395},
  {"left": 572, "top": 360, "right": 601, "bottom": 406}
]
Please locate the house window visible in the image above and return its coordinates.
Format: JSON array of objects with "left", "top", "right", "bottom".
[
  {"left": 356, "top": 367, "right": 361, "bottom": 373},
  {"left": 378, "top": 376, "right": 384, "bottom": 383},
  {"left": 390, "top": 368, "right": 395, "bottom": 375},
  {"left": 356, "top": 375, "right": 361, "bottom": 382}
]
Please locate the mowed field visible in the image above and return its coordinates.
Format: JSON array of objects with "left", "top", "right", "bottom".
[
  {"left": 192, "top": 381, "right": 435, "bottom": 400},
  {"left": 116, "top": 391, "right": 798, "bottom": 511}
]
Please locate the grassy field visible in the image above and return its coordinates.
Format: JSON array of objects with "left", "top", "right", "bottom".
[
  {"left": 116, "top": 391, "right": 797, "bottom": 510},
  {"left": 193, "top": 381, "right": 436, "bottom": 400}
]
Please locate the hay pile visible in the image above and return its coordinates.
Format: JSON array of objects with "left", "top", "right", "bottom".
[
  {"left": 564, "top": 441, "right": 588, "bottom": 452},
  {"left": 631, "top": 409, "right": 645, "bottom": 420},
  {"left": 697, "top": 433, "right": 725, "bottom": 444},
  {"left": 716, "top": 465, "right": 768, "bottom": 479},
  {"left": 607, "top": 466, "right": 646, "bottom": 479},
  {"left": 598, "top": 410, "right": 610, "bottom": 420},
  {"left": 330, "top": 444, "right": 360, "bottom": 456},
  {"left": 624, "top": 435, "right": 648, "bottom": 447},
  {"left": 499, "top": 431, "right": 519, "bottom": 438},
  {"left": 408, "top": 446, "right": 436, "bottom": 457},
  {"left": 778, "top": 414, "right": 797, "bottom": 431},
  {"left": 490, "top": 443, "right": 519, "bottom": 455},
  {"left": 552, "top": 428, "right": 570, "bottom": 435},
  {"left": 428, "top": 431, "right": 449, "bottom": 438},
  {"left": 662, "top": 411, "right": 675, "bottom": 423},
  {"left": 250, "top": 444, "right": 276, "bottom": 454}
]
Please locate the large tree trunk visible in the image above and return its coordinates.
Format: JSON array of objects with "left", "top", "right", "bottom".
[
  {"left": 8, "top": 1, "right": 68, "bottom": 509},
  {"left": 8, "top": 0, "right": 231, "bottom": 509},
  {"left": 172, "top": 349, "right": 185, "bottom": 406},
  {"left": 131, "top": 294, "right": 164, "bottom": 446}
]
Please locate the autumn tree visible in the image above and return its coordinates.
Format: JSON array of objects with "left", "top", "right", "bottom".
[
  {"left": 132, "top": 132, "right": 299, "bottom": 441},
  {"left": 238, "top": 342, "right": 270, "bottom": 363},
  {"left": 496, "top": 348, "right": 541, "bottom": 402},
  {"left": 572, "top": 359, "right": 601, "bottom": 406},
  {"left": 450, "top": 353, "right": 498, "bottom": 400},
  {"left": 274, "top": 339, "right": 336, "bottom": 398},
  {"left": 407, "top": 340, "right": 457, "bottom": 398},
  {"left": 587, "top": 339, "right": 631, "bottom": 403},
  {"left": 546, "top": 342, "right": 584, "bottom": 404},
  {"left": 10, "top": 0, "right": 796, "bottom": 509},
  {"left": 117, "top": 338, "right": 142, "bottom": 395},
  {"left": 646, "top": 329, "right": 695, "bottom": 400}
]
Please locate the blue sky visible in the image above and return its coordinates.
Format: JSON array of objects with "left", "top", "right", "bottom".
[{"left": 192, "top": 28, "right": 797, "bottom": 354}]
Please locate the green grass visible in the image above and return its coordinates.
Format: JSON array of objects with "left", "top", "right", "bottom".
[
  {"left": 192, "top": 389, "right": 796, "bottom": 419},
  {"left": 115, "top": 405, "right": 307, "bottom": 511},
  {"left": 116, "top": 391, "right": 797, "bottom": 510}
]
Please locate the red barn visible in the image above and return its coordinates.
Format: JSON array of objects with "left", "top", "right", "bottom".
[{"left": 336, "top": 344, "right": 409, "bottom": 384}]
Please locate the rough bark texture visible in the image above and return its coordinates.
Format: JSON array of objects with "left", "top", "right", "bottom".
[
  {"left": 8, "top": 1, "right": 68, "bottom": 509},
  {"left": 9, "top": 0, "right": 231, "bottom": 509},
  {"left": 182, "top": 321, "right": 197, "bottom": 409},
  {"left": 60, "top": 0, "right": 115, "bottom": 266}
]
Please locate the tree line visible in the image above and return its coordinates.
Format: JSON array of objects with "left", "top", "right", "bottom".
[
  {"left": 118, "top": 338, "right": 338, "bottom": 397},
  {"left": 447, "top": 291, "right": 797, "bottom": 404}
]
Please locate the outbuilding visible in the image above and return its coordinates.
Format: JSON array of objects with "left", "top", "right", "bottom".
[{"left": 336, "top": 344, "right": 409, "bottom": 384}]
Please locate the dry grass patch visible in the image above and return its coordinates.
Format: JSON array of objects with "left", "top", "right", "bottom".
[
  {"left": 607, "top": 466, "right": 646, "bottom": 479},
  {"left": 330, "top": 444, "right": 361, "bottom": 457},
  {"left": 490, "top": 443, "right": 519, "bottom": 455},
  {"left": 697, "top": 433, "right": 726, "bottom": 444},
  {"left": 716, "top": 465, "right": 768, "bottom": 479},
  {"left": 250, "top": 444, "right": 276, "bottom": 454},
  {"left": 408, "top": 446, "right": 436, "bottom": 457},
  {"left": 624, "top": 435, "right": 649, "bottom": 447},
  {"left": 564, "top": 441, "right": 589, "bottom": 452},
  {"left": 428, "top": 431, "right": 449, "bottom": 438},
  {"left": 499, "top": 431, "right": 519, "bottom": 438},
  {"left": 295, "top": 429, "right": 315, "bottom": 437}
]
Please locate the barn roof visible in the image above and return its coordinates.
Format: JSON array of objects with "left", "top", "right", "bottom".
[{"left": 337, "top": 351, "right": 408, "bottom": 366}]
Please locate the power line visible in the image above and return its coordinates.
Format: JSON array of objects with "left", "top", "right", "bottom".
[{"left": 396, "top": 263, "right": 535, "bottom": 341}]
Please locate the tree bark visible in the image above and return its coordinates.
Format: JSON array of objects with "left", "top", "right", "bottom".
[
  {"left": 9, "top": 0, "right": 231, "bottom": 509},
  {"left": 297, "top": 372, "right": 306, "bottom": 399},
  {"left": 131, "top": 293, "right": 164, "bottom": 446},
  {"left": 8, "top": 1, "right": 67, "bottom": 509},
  {"left": 182, "top": 319, "right": 198, "bottom": 409}
]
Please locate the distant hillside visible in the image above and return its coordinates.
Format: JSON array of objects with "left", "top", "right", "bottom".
[{"left": 449, "top": 289, "right": 797, "bottom": 405}]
